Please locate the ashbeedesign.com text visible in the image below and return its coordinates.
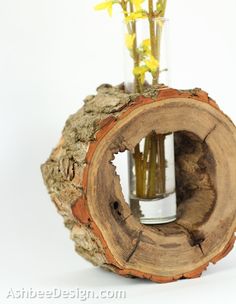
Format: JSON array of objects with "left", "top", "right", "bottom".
[{"left": 6, "top": 288, "right": 126, "bottom": 301}]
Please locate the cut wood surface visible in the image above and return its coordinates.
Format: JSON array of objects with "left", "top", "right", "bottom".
[{"left": 41, "top": 84, "right": 236, "bottom": 283}]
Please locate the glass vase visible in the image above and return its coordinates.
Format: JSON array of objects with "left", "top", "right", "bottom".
[{"left": 124, "top": 17, "right": 177, "bottom": 224}]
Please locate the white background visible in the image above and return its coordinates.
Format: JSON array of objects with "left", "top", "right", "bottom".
[{"left": 0, "top": 0, "right": 236, "bottom": 303}]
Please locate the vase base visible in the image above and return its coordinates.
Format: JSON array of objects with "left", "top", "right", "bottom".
[
  {"left": 129, "top": 192, "right": 177, "bottom": 225},
  {"left": 140, "top": 215, "right": 176, "bottom": 225}
]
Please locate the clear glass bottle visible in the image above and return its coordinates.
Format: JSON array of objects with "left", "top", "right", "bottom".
[
  {"left": 124, "top": 17, "right": 177, "bottom": 224},
  {"left": 129, "top": 132, "right": 176, "bottom": 224}
]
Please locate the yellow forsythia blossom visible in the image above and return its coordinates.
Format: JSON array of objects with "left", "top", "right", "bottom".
[
  {"left": 145, "top": 55, "right": 159, "bottom": 73},
  {"left": 131, "top": 0, "right": 145, "bottom": 11},
  {"left": 125, "top": 33, "right": 136, "bottom": 50},
  {"left": 140, "top": 39, "right": 151, "bottom": 55},
  {"left": 95, "top": 1, "right": 114, "bottom": 16},
  {"left": 125, "top": 10, "right": 147, "bottom": 22},
  {"left": 141, "top": 39, "right": 151, "bottom": 48},
  {"left": 133, "top": 66, "right": 148, "bottom": 84}
]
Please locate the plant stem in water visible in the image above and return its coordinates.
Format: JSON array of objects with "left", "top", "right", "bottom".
[
  {"left": 134, "top": 144, "right": 143, "bottom": 197},
  {"left": 157, "top": 134, "right": 166, "bottom": 194},
  {"left": 147, "top": 131, "right": 157, "bottom": 198},
  {"left": 142, "top": 134, "right": 151, "bottom": 196},
  {"left": 131, "top": 1, "right": 168, "bottom": 201},
  {"left": 129, "top": 2, "right": 142, "bottom": 93}
]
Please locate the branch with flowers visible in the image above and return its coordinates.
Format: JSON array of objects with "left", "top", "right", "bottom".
[
  {"left": 95, "top": 0, "right": 168, "bottom": 199},
  {"left": 95, "top": 0, "right": 167, "bottom": 93}
]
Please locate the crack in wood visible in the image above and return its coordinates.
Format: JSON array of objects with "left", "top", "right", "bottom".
[
  {"left": 120, "top": 213, "right": 132, "bottom": 223},
  {"left": 203, "top": 124, "right": 217, "bottom": 142},
  {"left": 176, "top": 223, "right": 205, "bottom": 255},
  {"left": 198, "top": 243, "right": 204, "bottom": 255},
  {"left": 126, "top": 230, "right": 143, "bottom": 263}
]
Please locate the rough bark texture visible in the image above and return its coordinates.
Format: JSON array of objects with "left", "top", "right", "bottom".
[{"left": 41, "top": 84, "right": 236, "bottom": 282}]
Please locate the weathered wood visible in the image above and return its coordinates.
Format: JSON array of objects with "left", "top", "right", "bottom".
[{"left": 41, "top": 84, "right": 236, "bottom": 282}]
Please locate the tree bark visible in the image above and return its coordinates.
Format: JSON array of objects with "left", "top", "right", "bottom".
[{"left": 41, "top": 84, "right": 236, "bottom": 283}]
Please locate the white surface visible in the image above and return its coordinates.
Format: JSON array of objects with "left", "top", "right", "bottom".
[{"left": 0, "top": 0, "right": 236, "bottom": 303}]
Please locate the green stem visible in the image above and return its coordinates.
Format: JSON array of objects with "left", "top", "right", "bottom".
[
  {"left": 156, "top": 134, "right": 166, "bottom": 194},
  {"left": 142, "top": 135, "right": 151, "bottom": 196},
  {"left": 155, "top": 0, "right": 167, "bottom": 82},
  {"left": 129, "top": 1, "right": 144, "bottom": 197},
  {"left": 133, "top": 145, "right": 143, "bottom": 197},
  {"left": 129, "top": 1, "right": 168, "bottom": 201},
  {"left": 129, "top": 2, "right": 142, "bottom": 93},
  {"left": 145, "top": 2, "right": 167, "bottom": 199},
  {"left": 148, "top": 0, "right": 158, "bottom": 85},
  {"left": 121, "top": 1, "right": 142, "bottom": 93},
  {"left": 155, "top": 3, "right": 167, "bottom": 195},
  {"left": 155, "top": 20, "right": 162, "bottom": 83},
  {"left": 147, "top": 132, "right": 157, "bottom": 198},
  {"left": 121, "top": 0, "right": 132, "bottom": 34},
  {"left": 160, "top": 0, "right": 167, "bottom": 17}
]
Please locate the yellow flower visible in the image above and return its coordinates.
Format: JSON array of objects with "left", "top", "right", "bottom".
[
  {"left": 94, "top": 1, "right": 113, "bottom": 17},
  {"left": 125, "top": 33, "right": 136, "bottom": 50},
  {"left": 145, "top": 55, "right": 159, "bottom": 73},
  {"left": 136, "top": 39, "right": 151, "bottom": 61},
  {"left": 133, "top": 66, "right": 148, "bottom": 84},
  {"left": 141, "top": 39, "right": 151, "bottom": 48},
  {"left": 140, "top": 39, "right": 151, "bottom": 55},
  {"left": 125, "top": 10, "right": 147, "bottom": 22},
  {"left": 131, "top": 0, "right": 145, "bottom": 11}
]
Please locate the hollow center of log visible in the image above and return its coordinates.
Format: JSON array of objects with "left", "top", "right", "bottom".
[
  {"left": 112, "top": 131, "right": 216, "bottom": 233},
  {"left": 173, "top": 131, "right": 216, "bottom": 227}
]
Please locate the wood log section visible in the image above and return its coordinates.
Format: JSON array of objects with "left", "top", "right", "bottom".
[{"left": 41, "top": 84, "right": 236, "bottom": 283}]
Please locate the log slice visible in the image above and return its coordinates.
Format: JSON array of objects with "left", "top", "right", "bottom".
[{"left": 41, "top": 84, "right": 236, "bottom": 282}]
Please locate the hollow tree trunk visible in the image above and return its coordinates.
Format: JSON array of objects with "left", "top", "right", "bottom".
[{"left": 41, "top": 84, "right": 236, "bottom": 283}]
